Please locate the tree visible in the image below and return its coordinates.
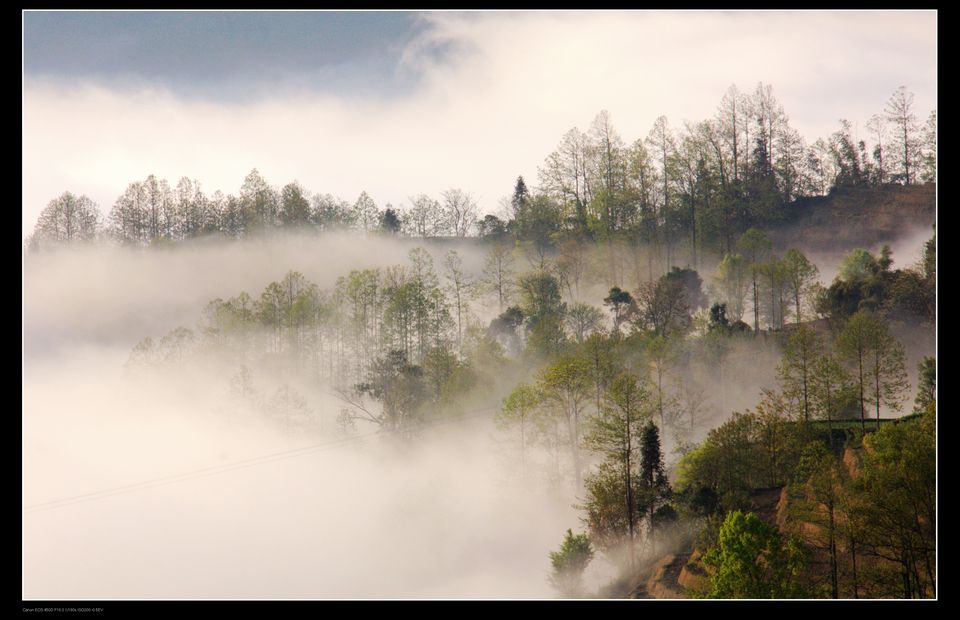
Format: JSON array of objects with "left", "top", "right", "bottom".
[
  {"left": 664, "top": 266, "right": 707, "bottom": 311},
  {"left": 838, "top": 248, "right": 879, "bottom": 283},
  {"left": 778, "top": 325, "right": 824, "bottom": 421},
  {"left": 279, "top": 181, "right": 312, "bottom": 228},
  {"left": 496, "top": 383, "right": 540, "bottom": 474},
  {"left": 830, "top": 120, "right": 864, "bottom": 188},
  {"left": 352, "top": 191, "right": 380, "bottom": 233},
  {"left": 518, "top": 270, "right": 567, "bottom": 356},
  {"left": 714, "top": 253, "right": 749, "bottom": 323},
  {"left": 737, "top": 228, "right": 772, "bottom": 333},
  {"left": 351, "top": 349, "right": 427, "bottom": 433},
  {"left": 647, "top": 116, "right": 677, "bottom": 267},
  {"left": 913, "top": 357, "right": 935, "bottom": 415},
  {"left": 865, "top": 318, "right": 909, "bottom": 429},
  {"left": 866, "top": 114, "right": 887, "bottom": 185},
  {"left": 312, "top": 193, "right": 354, "bottom": 231},
  {"left": 836, "top": 310, "right": 908, "bottom": 433},
  {"left": 565, "top": 303, "right": 604, "bottom": 344},
  {"left": 884, "top": 86, "right": 921, "bottom": 185},
  {"left": 792, "top": 443, "right": 845, "bottom": 598},
  {"left": 632, "top": 276, "right": 689, "bottom": 337},
  {"left": 810, "top": 350, "right": 856, "bottom": 446},
  {"left": 538, "top": 354, "right": 592, "bottom": 489},
  {"left": 511, "top": 175, "right": 530, "bottom": 219},
  {"left": 405, "top": 194, "right": 442, "bottom": 237},
  {"left": 920, "top": 110, "right": 936, "bottom": 183},
  {"left": 782, "top": 249, "right": 819, "bottom": 324},
  {"left": 380, "top": 206, "right": 402, "bottom": 234},
  {"left": 835, "top": 311, "right": 872, "bottom": 435},
  {"left": 556, "top": 238, "right": 590, "bottom": 300},
  {"left": 637, "top": 420, "right": 671, "bottom": 555},
  {"left": 477, "top": 214, "right": 508, "bottom": 239},
  {"left": 443, "top": 250, "right": 473, "bottom": 355},
  {"left": 441, "top": 188, "right": 478, "bottom": 237},
  {"left": 30, "top": 192, "right": 101, "bottom": 249},
  {"left": 603, "top": 287, "right": 634, "bottom": 336},
  {"left": 549, "top": 529, "right": 594, "bottom": 598},
  {"left": 481, "top": 241, "right": 516, "bottom": 313},
  {"left": 240, "top": 169, "right": 278, "bottom": 234},
  {"left": 850, "top": 412, "right": 935, "bottom": 597},
  {"left": 514, "top": 194, "right": 563, "bottom": 265},
  {"left": 583, "top": 372, "right": 652, "bottom": 568},
  {"left": 703, "top": 510, "right": 806, "bottom": 598}
]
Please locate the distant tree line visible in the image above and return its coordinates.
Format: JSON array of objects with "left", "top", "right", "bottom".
[{"left": 28, "top": 84, "right": 935, "bottom": 258}]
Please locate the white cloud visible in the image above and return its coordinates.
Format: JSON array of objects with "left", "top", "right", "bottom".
[{"left": 23, "top": 10, "right": 937, "bottom": 237}]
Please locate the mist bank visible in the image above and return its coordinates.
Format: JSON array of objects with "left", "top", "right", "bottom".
[
  {"left": 23, "top": 233, "right": 487, "bottom": 356},
  {"left": 23, "top": 344, "right": 579, "bottom": 599}
]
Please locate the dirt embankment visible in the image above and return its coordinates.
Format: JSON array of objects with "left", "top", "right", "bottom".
[{"left": 767, "top": 183, "right": 935, "bottom": 256}]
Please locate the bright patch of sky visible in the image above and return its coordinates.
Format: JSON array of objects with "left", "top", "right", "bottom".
[{"left": 23, "top": 10, "right": 937, "bottom": 237}]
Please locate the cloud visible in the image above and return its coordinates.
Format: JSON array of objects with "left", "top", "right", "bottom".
[{"left": 22, "top": 11, "right": 936, "bottom": 237}]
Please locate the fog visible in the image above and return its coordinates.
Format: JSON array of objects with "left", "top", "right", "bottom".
[
  {"left": 23, "top": 233, "right": 488, "bottom": 355},
  {"left": 23, "top": 234, "right": 578, "bottom": 599},
  {"left": 22, "top": 226, "right": 934, "bottom": 599},
  {"left": 23, "top": 345, "right": 581, "bottom": 599}
]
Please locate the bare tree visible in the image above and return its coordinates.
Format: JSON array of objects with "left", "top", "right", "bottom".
[
  {"left": 884, "top": 86, "right": 920, "bottom": 185},
  {"left": 441, "top": 188, "right": 478, "bottom": 237}
]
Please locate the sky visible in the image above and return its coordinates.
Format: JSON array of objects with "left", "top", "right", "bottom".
[{"left": 22, "top": 10, "right": 937, "bottom": 238}]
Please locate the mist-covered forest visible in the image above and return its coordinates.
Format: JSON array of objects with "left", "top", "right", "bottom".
[{"left": 24, "top": 78, "right": 936, "bottom": 600}]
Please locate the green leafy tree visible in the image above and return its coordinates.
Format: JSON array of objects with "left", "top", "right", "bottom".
[
  {"left": 538, "top": 354, "right": 593, "bottom": 489},
  {"left": 782, "top": 249, "right": 819, "bottom": 325},
  {"left": 703, "top": 510, "right": 807, "bottom": 598},
  {"left": 583, "top": 372, "right": 652, "bottom": 568},
  {"left": 838, "top": 249, "right": 879, "bottom": 283},
  {"left": 850, "top": 413, "right": 935, "bottom": 597},
  {"left": 519, "top": 271, "right": 567, "bottom": 357},
  {"left": 714, "top": 253, "right": 749, "bottom": 323},
  {"left": 778, "top": 325, "right": 824, "bottom": 421},
  {"left": 549, "top": 529, "right": 594, "bottom": 598},
  {"left": 810, "top": 350, "right": 857, "bottom": 447},
  {"left": 496, "top": 383, "right": 540, "bottom": 474},
  {"left": 913, "top": 357, "right": 935, "bottom": 415},
  {"left": 279, "top": 181, "right": 312, "bottom": 228}
]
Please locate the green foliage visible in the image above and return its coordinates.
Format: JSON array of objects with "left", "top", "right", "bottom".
[
  {"left": 838, "top": 249, "right": 879, "bottom": 283},
  {"left": 848, "top": 412, "right": 936, "bottom": 597},
  {"left": 703, "top": 511, "right": 807, "bottom": 598},
  {"left": 714, "top": 253, "right": 749, "bottom": 323},
  {"left": 603, "top": 287, "right": 634, "bottom": 335},
  {"left": 777, "top": 326, "right": 824, "bottom": 421},
  {"left": 549, "top": 529, "right": 594, "bottom": 597},
  {"left": 676, "top": 394, "right": 813, "bottom": 512},
  {"left": 519, "top": 271, "right": 567, "bottom": 357},
  {"left": 781, "top": 248, "right": 819, "bottom": 324},
  {"left": 835, "top": 310, "right": 909, "bottom": 431},
  {"left": 913, "top": 357, "right": 935, "bottom": 415}
]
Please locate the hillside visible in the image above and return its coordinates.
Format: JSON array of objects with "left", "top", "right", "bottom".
[{"left": 767, "top": 183, "right": 935, "bottom": 255}]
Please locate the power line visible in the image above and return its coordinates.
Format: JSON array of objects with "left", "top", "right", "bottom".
[{"left": 23, "top": 407, "right": 495, "bottom": 514}]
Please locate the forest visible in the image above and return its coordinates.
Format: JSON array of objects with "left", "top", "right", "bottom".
[{"left": 24, "top": 82, "right": 936, "bottom": 599}]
